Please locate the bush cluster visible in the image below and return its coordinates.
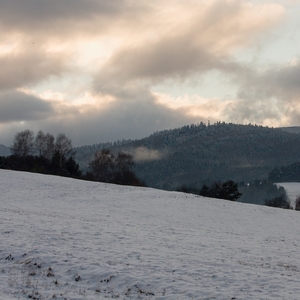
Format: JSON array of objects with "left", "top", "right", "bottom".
[
  {"left": 0, "top": 153, "right": 81, "bottom": 178},
  {"left": 88, "top": 149, "right": 145, "bottom": 186},
  {"left": 2, "top": 130, "right": 144, "bottom": 187},
  {"left": 264, "top": 194, "right": 291, "bottom": 209},
  {"left": 177, "top": 180, "right": 242, "bottom": 201}
]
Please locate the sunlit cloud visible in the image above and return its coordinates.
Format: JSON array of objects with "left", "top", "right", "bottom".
[{"left": 94, "top": 0, "right": 284, "bottom": 86}]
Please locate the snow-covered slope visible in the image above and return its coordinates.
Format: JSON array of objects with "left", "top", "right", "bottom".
[{"left": 1, "top": 170, "right": 300, "bottom": 299}]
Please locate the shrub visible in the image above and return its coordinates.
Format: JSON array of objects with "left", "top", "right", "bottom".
[
  {"left": 265, "top": 194, "right": 291, "bottom": 209},
  {"left": 295, "top": 196, "right": 300, "bottom": 211},
  {"left": 89, "top": 149, "right": 145, "bottom": 186}
]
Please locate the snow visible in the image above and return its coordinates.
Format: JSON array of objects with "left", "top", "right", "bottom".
[
  {"left": 276, "top": 182, "right": 300, "bottom": 208},
  {"left": 1, "top": 170, "right": 300, "bottom": 299}
]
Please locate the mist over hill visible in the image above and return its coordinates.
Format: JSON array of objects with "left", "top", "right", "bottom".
[{"left": 75, "top": 123, "right": 300, "bottom": 189}]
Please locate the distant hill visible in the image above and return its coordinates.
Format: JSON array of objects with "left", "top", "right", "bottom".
[
  {"left": 280, "top": 126, "right": 300, "bottom": 134},
  {"left": 0, "top": 144, "right": 10, "bottom": 156},
  {"left": 74, "top": 122, "right": 300, "bottom": 189}
]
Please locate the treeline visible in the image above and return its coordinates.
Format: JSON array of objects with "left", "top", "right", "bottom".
[
  {"left": 87, "top": 149, "right": 145, "bottom": 186},
  {"left": 238, "top": 180, "right": 287, "bottom": 206},
  {"left": 177, "top": 180, "right": 242, "bottom": 201},
  {"left": 76, "top": 122, "right": 300, "bottom": 190},
  {"left": 265, "top": 194, "right": 292, "bottom": 209},
  {"left": 240, "top": 180, "right": 298, "bottom": 210},
  {"left": 0, "top": 129, "right": 144, "bottom": 186},
  {"left": 0, "top": 153, "right": 81, "bottom": 177},
  {"left": 0, "top": 129, "right": 80, "bottom": 177},
  {"left": 176, "top": 178, "right": 297, "bottom": 209},
  {"left": 268, "top": 162, "right": 300, "bottom": 182},
  {"left": 3, "top": 128, "right": 298, "bottom": 208}
]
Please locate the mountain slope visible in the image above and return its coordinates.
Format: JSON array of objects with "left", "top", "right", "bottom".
[
  {"left": 1, "top": 170, "right": 300, "bottom": 299},
  {"left": 75, "top": 123, "right": 300, "bottom": 189},
  {"left": 0, "top": 144, "right": 10, "bottom": 156},
  {"left": 280, "top": 126, "right": 300, "bottom": 134}
]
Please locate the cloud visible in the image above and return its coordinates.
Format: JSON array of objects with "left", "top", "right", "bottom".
[
  {"left": 218, "top": 59, "right": 300, "bottom": 126},
  {"left": 59, "top": 90, "right": 198, "bottom": 146},
  {"left": 0, "top": 0, "right": 286, "bottom": 91},
  {"left": 0, "top": 0, "right": 120, "bottom": 34},
  {"left": 96, "top": 37, "right": 238, "bottom": 85},
  {"left": 0, "top": 0, "right": 297, "bottom": 148},
  {"left": 264, "top": 61, "right": 300, "bottom": 100},
  {"left": 236, "top": 60, "right": 300, "bottom": 100},
  {"left": 94, "top": 0, "right": 284, "bottom": 85},
  {"left": 91, "top": 0, "right": 285, "bottom": 135},
  {"left": 0, "top": 47, "right": 68, "bottom": 90},
  {"left": 0, "top": 0, "right": 153, "bottom": 41},
  {"left": 0, "top": 88, "right": 197, "bottom": 147},
  {"left": 0, "top": 90, "right": 54, "bottom": 123}
]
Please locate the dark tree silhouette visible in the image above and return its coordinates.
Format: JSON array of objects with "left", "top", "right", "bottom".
[
  {"left": 265, "top": 194, "right": 291, "bottom": 209},
  {"left": 89, "top": 149, "right": 144, "bottom": 186},
  {"left": 11, "top": 130, "right": 35, "bottom": 157},
  {"left": 295, "top": 196, "right": 300, "bottom": 211},
  {"left": 55, "top": 133, "right": 73, "bottom": 169},
  {"left": 35, "top": 131, "right": 55, "bottom": 160},
  {"left": 89, "top": 149, "right": 115, "bottom": 182},
  {"left": 219, "top": 180, "right": 242, "bottom": 201}
]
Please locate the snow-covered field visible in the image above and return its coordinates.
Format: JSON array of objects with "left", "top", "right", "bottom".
[{"left": 1, "top": 170, "right": 300, "bottom": 299}]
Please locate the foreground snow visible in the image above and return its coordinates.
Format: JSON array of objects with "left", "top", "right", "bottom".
[{"left": 1, "top": 170, "right": 300, "bottom": 299}]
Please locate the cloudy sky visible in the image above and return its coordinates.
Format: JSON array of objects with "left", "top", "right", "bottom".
[{"left": 1, "top": 0, "right": 300, "bottom": 146}]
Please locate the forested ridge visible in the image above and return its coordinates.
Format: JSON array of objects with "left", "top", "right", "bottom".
[
  {"left": 74, "top": 122, "right": 300, "bottom": 189},
  {"left": 2, "top": 123, "right": 300, "bottom": 191}
]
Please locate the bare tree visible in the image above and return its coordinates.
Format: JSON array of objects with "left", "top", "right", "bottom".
[
  {"left": 35, "top": 131, "right": 55, "bottom": 160},
  {"left": 89, "top": 149, "right": 115, "bottom": 182},
  {"left": 89, "top": 149, "right": 143, "bottom": 185},
  {"left": 115, "top": 152, "right": 134, "bottom": 173},
  {"left": 265, "top": 194, "right": 291, "bottom": 209},
  {"left": 54, "top": 133, "right": 73, "bottom": 169},
  {"left": 35, "top": 130, "right": 45, "bottom": 156},
  {"left": 44, "top": 133, "right": 55, "bottom": 160},
  {"left": 11, "top": 130, "right": 35, "bottom": 157}
]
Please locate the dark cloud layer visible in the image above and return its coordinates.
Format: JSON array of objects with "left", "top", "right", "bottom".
[
  {"left": 0, "top": 92, "right": 196, "bottom": 147},
  {"left": 0, "top": 0, "right": 149, "bottom": 38},
  {"left": 223, "top": 60, "right": 300, "bottom": 125},
  {"left": 0, "top": 0, "right": 122, "bottom": 31},
  {"left": 237, "top": 61, "right": 300, "bottom": 100},
  {"left": 0, "top": 50, "right": 67, "bottom": 90},
  {"left": 97, "top": 37, "right": 238, "bottom": 85},
  {"left": 0, "top": 91, "right": 54, "bottom": 123},
  {"left": 67, "top": 96, "right": 196, "bottom": 146}
]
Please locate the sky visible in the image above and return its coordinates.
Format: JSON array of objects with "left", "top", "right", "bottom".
[{"left": 1, "top": 0, "right": 300, "bottom": 147}]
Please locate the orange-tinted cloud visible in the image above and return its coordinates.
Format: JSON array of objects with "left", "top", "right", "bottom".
[{"left": 94, "top": 0, "right": 284, "bottom": 85}]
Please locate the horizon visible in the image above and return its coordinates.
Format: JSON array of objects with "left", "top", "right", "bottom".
[
  {"left": 1, "top": 0, "right": 300, "bottom": 146},
  {"left": 0, "top": 122, "right": 300, "bottom": 148}
]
